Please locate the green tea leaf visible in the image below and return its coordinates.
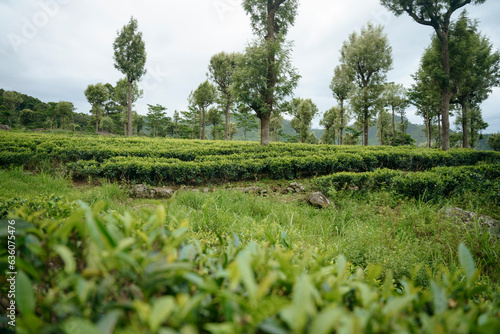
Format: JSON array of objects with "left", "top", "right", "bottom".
[
  {"left": 149, "top": 296, "right": 175, "bottom": 332},
  {"left": 97, "top": 310, "right": 123, "bottom": 334},
  {"left": 16, "top": 271, "right": 35, "bottom": 316},
  {"left": 63, "top": 318, "right": 104, "bottom": 334},
  {"left": 53, "top": 245, "right": 76, "bottom": 275},
  {"left": 459, "top": 243, "right": 476, "bottom": 284},
  {"left": 431, "top": 281, "right": 448, "bottom": 315}
]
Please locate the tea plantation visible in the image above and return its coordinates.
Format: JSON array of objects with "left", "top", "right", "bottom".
[{"left": 1, "top": 132, "right": 499, "bottom": 333}]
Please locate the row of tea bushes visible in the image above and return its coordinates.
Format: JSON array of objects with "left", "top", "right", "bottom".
[
  {"left": 3, "top": 202, "right": 499, "bottom": 333},
  {"left": 315, "top": 163, "right": 500, "bottom": 203},
  {"left": 2, "top": 132, "right": 499, "bottom": 168}
]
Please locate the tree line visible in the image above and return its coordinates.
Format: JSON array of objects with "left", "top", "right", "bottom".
[{"left": 2, "top": 0, "right": 499, "bottom": 150}]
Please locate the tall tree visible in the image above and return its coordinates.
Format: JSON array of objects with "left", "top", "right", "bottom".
[
  {"left": 234, "top": 104, "right": 258, "bottom": 141},
  {"left": 288, "top": 98, "right": 319, "bottom": 143},
  {"left": 340, "top": 23, "right": 393, "bottom": 146},
  {"left": 380, "top": 0, "right": 487, "bottom": 150},
  {"left": 173, "top": 110, "right": 180, "bottom": 138},
  {"left": 487, "top": 133, "right": 500, "bottom": 151},
  {"left": 329, "top": 64, "right": 354, "bottom": 144},
  {"left": 383, "top": 83, "right": 408, "bottom": 144},
  {"left": 2, "top": 91, "right": 23, "bottom": 129},
  {"left": 455, "top": 105, "right": 488, "bottom": 148},
  {"left": 449, "top": 13, "right": 500, "bottom": 148},
  {"left": 409, "top": 65, "right": 442, "bottom": 148},
  {"left": 146, "top": 104, "right": 167, "bottom": 137},
  {"left": 377, "top": 109, "right": 393, "bottom": 145},
  {"left": 321, "top": 107, "right": 339, "bottom": 145},
  {"left": 207, "top": 107, "right": 224, "bottom": 140},
  {"left": 55, "top": 101, "right": 76, "bottom": 130},
  {"left": 233, "top": 0, "right": 300, "bottom": 146},
  {"left": 84, "top": 83, "right": 109, "bottom": 133},
  {"left": 181, "top": 106, "right": 200, "bottom": 140},
  {"left": 191, "top": 80, "right": 217, "bottom": 140},
  {"left": 114, "top": 78, "right": 143, "bottom": 136},
  {"left": 113, "top": 17, "right": 147, "bottom": 137},
  {"left": 208, "top": 52, "right": 241, "bottom": 141}
]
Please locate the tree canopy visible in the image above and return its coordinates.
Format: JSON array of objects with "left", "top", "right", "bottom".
[
  {"left": 113, "top": 17, "right": 147, "bottom": 137},
  {"left": 380, "top": 0, "right": 488, "bottom": 150},
  {"left": 340, "top": 22, "right": 393, "bottom": 146}
]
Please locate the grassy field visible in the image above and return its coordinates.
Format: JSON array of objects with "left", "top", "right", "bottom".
[{"left": 1, "top": 133, "right": 500, "bottom": 333}]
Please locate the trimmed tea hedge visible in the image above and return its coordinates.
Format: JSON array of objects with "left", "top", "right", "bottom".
[
  {"left": 315, "top": 163, "right": 500, "bottom": 202},
  {"left": 2, "top": 132, "right": 500, "bottom": 184}
]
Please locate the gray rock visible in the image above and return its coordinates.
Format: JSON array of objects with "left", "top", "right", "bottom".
[
  {"left": 151, "top": 187, "right": 175, "bottom": 199},
  {"left": 287, "top": 182, "right": 305, "bottom": 193},
  {"left": 242, "top": 186, "right": 261, "bottom": 194},
  {"left": 307, "top": 192, "right": 330, "bottom": 209},
  {"left": 441, "top": 207, "right": 500, "bottom": 239},
  {"left": 0, "top": 124, "right": 11, "bottom": 130},
  {"left": 133, "top": 184, "right": 174, "bottom": 199},
  {"left": 134, "top": 184, "right": 149, "bottom": 198}
]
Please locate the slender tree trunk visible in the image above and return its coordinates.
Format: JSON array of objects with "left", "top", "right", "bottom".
[
  {"left": 401, "top": 112, "right": 405, "bottom": 146},
  {"left": 426, "top": 105, "right": 431, "bottom": 148},
  {"left": 437, "top": 31, "right": 451, "bottom": 151},
  {"left": 260, "top": 3, "right": 279, "bottom": 146},
  {"left": 260, "top": 113, "right": 271, "bottom": 146},
  {"left": 392, "top": 105, "right": 396, "bottom": 142},
  {"left": 244, "top": 128, "right": 247, "bottom": 141},
  {"left": 438, "top": 113, "right": 442, "bottom": 148},
  {"left": 199, "top": 110, "right": 203, "bottom": 140},
  {"left": 340, "top": 99, "right": 344, "bottom": 145},
  {"left": 364, "top": 113, "right": 369, "bottom": 146},
  {"left": 225, "top": 100, "right": 230, "bottom": 141},
  {"left": 202, "top": 109, "right": 207, "bottom": 140},
  {"left": 461, "top": 100, "right": 469, "bottom": 149},
  {"left": 96, "top": 120, "right": 99, "bottom": 133},
  {"left": 124, "top": 122, "right": 127, "bottom": 136},
  {"left": 127, "top": 80, "right": 133, "bottom": 137}
]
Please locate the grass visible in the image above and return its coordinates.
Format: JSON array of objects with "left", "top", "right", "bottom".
[{"left": 2, "top": 167, "right": 499, "bottom": 290}]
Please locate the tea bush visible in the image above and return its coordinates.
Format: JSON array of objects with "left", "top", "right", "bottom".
[
  {"left": 1, "top": 202, "right": 499, "bottom": 333},
  {"left": 316, "top": 163, "right": 500, "bottom": 203},
  {"left": 2, "top": 132, "right": 500, "bottom": 184}
]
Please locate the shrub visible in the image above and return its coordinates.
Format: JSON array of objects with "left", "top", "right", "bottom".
[{"left": 2, "top": 202, "right": 499, "bottom": 333}]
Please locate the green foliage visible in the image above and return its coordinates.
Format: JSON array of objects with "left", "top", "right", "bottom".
[
  {"left": 113, "top": 17, "right": 147, "bottom": 83},
  {"left": 208, "top": 52, "right": 242, "bottom": 140},
  {"left": 2, "top": 90, "right": 23, "bottom": 128},
  {"left": 99, "top": 116, "right": 115, "bottom": 133},
  {"left": 113, "top": 16, "right": 147, "bottom": 137},
  {"left": 234, "top": 104, "right": 258, "bottom": 141},
  {"left": 84, "top": 83, "right": 110, "bottom": 132},
  {"left": 4, "top": 132, "right": 500, "bottom": 185},
  {"left": 287, "top": 98, "right": 319, "bottom": 143},
  {"left": 232, "top": 38, "right": 300, "bottom": 119},
  {"left": 341, "top": 22, "right": 393, "bottom": 146},
  {"left": 242, "top": 0, "right": 298, "bottom": 38},
  {"left": 2, "top": 200, "right": 499, "bottom": 333},
  {"left": 191, "top": 80, "right": 217, "bottom": 140},
  {"left": 487, "top": 133, "right": 500, "bottom": 151},
  {"left": 316, "top": 163, "right": 500, "bottom": 204},
  {"left": 146, "top": 104, "right": 168, "bottom": 137}
]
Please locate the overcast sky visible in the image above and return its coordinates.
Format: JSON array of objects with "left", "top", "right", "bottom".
[{"left": 1, "top": 0, "right": 499, "bottom": 132}]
